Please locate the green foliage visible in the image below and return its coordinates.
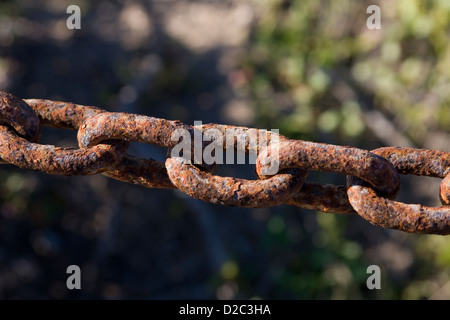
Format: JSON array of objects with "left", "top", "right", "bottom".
[
  {"left": 241, "top": 0, "right": 450, "bottom": 144},
  {"left": 237, "top": 0, "right": 450, "bottom": 299}
]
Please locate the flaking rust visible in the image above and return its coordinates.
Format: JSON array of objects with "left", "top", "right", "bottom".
[
  {"left": 77, "top": 112, "right": 215, "bottom": 186},
  {"left": 287, "top": 183, "right": 356, "bottom": 214},
  {"left": 194, "top": 125, "right": 358, "bottom": 212},
  {"left": 77, "top": 113, "right": 195, "bottom": 148},
  {"left": 373, "top": 147, "right": 450, "bottom": 178},
  {"left": 373, "top": 147, "right": 450, "bottom": 206},
  {"left": 6, "top": 97, "right": 183, "bottom": 185},
  {"left": 0, "top": 94, "right": 128, "bottom": 175},
  {"left": 0, "top": 91, "right": 40, "bottom": 142},
  {"left": 1, "top": 91, "right": 450, "bottom": 235},
  {"left": 166, "top": 156, "right": 307, "bottom": 208},
  {"left": 347, "top": 147, "right": 450, "bottom": 235},
  {"left": 25, "top": 98, "right": 104, "bottom": 129},
  {"left": 196, "top": 123, "right": 286, "bottom": 154},
  {"left": 165, "top": 124, "right": 307, "bottom": 207},
  {"left": 104, "top": 155, "right": 175, "bottom": 189},
  {"left": 256, "top": 140, "right": 400, "bottom": 199},
  {"left": 347, "top": 177, "right": 450, "bottom": 235},
  {"left": 441, "top": 174, "right": 450, "bottom": 205},
  {"left": 0, "top": 126, "right": 127, "bottom": 175}
]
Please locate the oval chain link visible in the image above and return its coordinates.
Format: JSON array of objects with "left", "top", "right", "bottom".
[{"left": 0, "top": 91, "right": 448, "bottom": 234}]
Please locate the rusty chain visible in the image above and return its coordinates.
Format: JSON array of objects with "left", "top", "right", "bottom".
[{"left": 0, "top": 91, "right": 449, "bottom": 235}]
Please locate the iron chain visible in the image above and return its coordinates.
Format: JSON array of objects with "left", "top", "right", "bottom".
[{"left": 0, "top": 91, "right": 449, "bottom": 235}]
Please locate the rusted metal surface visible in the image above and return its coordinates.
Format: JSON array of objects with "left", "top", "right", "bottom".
[
  {"left": 347, "top": 147, "right": 450, "bottom": 235},
  {"left": 0, "top": 93, "right": 127, "bottom": 174},
  {"left": 256, "top": 139, "right": 400, "bottom": 198},
  {"left": 166, "top": 124, "right": 306, "bottom": 207},
  {"left": 372, "top": 147, "right": 450, "bottom": 178},
  {"left": 78, "top": 112, "right": 195, "bottom": 148},
  {"left": 441, "top": 174, "right": 450, "bottom": 205},
  {"left": 1, "top": 91, "right": 449, "bottom": 234},
  {"left": 0, "top": 126, "right": 127, "bottom": 175},
  {"left": 25, "top": 98, "right": 104, "bottom": 129},
  {"left": 104, "top": 155, "right": 175, "bottom": 189},
  {"left": 373, "top": 147, "right": 450, "bottom": 206},
  {"left": 196, "top": 123, "right": 286, "bottom": 154},
  {"left": 1, "top": 91, "right": 40, "bottom": 142},
  {"left": 78, "top": 112, "right": 215, "bottom": 183},
  {"left": 347, "top": 177, "right": 450, "bottom": 235},
  {"left": 166, "top": 156, "right": 307, "bottom": 208},
  {"left": 287, "top": 183, "right": 356, "bottom": 214},
  {"left": 15, "top": 98, "right": 209, "bottom": 185}
]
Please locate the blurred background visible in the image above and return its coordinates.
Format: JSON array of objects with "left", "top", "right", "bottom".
[{"left": 0, "top": 0, "right": 449, "bottom": 299}]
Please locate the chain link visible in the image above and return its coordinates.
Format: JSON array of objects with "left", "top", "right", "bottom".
[{"left": 1, "top": 91, "right": 449, "bottom": 235}]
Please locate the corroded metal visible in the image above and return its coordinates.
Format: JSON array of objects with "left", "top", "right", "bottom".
[
  {"left": 256, "top": 139, "right": 401, "bottom": 198},
  {"left": 166, "top": 156, "right": 307, "bottom": 208},
  {"left": 196, "top": 123, "right": 286, "bottom": 153},
  {"left": 347, "top": 147, "right": 450, "bottom": 235},
  {"left": 0, "top": 125, "right": 127, "bottom": 175},
  {"left": 78, "top": 112, "right": 215, "bottom": 185},
  {"left": 104, "top": 155, "right": 175, "bottom": 189},
  {"left": 372, "top": 147, "right": 450, "bottom": 178},
  {"left": 166, "top": 124, "right": 307, "bottom": 207},
  {"left": 441, "top": 174, "right": 450, "bottom": 205},
  {"left": 287, "top": 183, "right": 355, "bottom": 214},
  {"left": 347, "top": 177, "right": 450, "bottom": 235},
  {"left": 1, "top": 91, "right": 449, "bottom": 235},
  {"left": 78, "top": 112, "right": 195, "bottom": 148},
  {"left": 373, "top": 147, "right": 450, "bottom": 206},
  {"left": 0, "top": 94, "right": 127, "bottom": 174},
  {"left": 25, "top": 98, "right": 104, "bottom": 129},
  {"left": 1, "top": 92, "right": 40, "bottom": 141}
]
